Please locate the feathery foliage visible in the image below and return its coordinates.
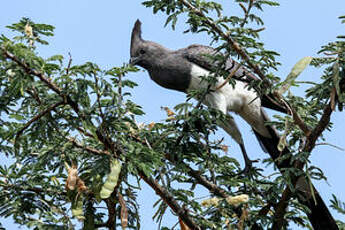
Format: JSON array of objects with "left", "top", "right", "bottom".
[{"left": 0, "top": 2, "right": 345, "bottom": 230}]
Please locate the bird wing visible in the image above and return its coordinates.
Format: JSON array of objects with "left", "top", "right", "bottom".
[{"left": 181, "top": 44, "right": 287, "bottom": 113}]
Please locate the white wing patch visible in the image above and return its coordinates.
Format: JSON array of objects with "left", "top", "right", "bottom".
[{"left": 188, "top": 64, "right": 271, "bottom": 138}]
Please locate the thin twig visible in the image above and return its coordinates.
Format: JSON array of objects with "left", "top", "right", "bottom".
[
  {"left": 3, "top": 183, "right": 65, "bottom": 196},
  {"left": 94, "top": 223, "right": 108, "bottom": 228},
  {"left": 239, "top": 0, "right": 254, "bottom": 28},
  {"left": 77, "top": 127, "right": 94, "bottom": 138},
  {"left": 305, "top": 101, "right": 334, "bottom": 152},
  {"left": 215, "top": 63, "right": 241, "bottom": 91},
  {"left": 66, "top": 52, "right": 72, "bottom": 75},
  {"left": 67, "top": 137, "right": 110, "bottom": 155},
  {"left": 179, "top": 0, "right": 267, "bottom": 81},
  {"left": 278, "top": 96, "right": 311, "bottom": 136},
  {"left": 2, "top": 48, "right": 81, "bottom": 116},
  {"left": 315, "top": 142, "right": 344, "bottom": 151},
  {"left": 26, "top": 87, "right": 42, "bottom": 105},
  {"left": 14, "top": 100, "right": 65, "bottom": 145},
  {"left": 118, "top": 72, "right": 123, "bottom": 106}
]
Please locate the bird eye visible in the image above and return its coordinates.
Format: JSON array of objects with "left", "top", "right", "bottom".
[{"left": 139, "top": 49, "right": 146, "bottom": 55}]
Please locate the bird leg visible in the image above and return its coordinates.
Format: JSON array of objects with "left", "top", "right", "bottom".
[
  {"left": 237, "top": 143, "right": 257, "bottom": 176},
  {"left": 216, "top": 115, "right": 257, "bottom": 175}
]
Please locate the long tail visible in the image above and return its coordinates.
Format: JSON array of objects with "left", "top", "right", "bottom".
[{"left": 253, "top": 109, "right": 338, "bottom": 230}]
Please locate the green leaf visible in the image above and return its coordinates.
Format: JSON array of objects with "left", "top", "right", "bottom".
[
  {"left": 9, "top": 114, "right": 25, "bottom": 121},
  {"left": 46, "top": 55, "right": 64, "bottom": 65}
]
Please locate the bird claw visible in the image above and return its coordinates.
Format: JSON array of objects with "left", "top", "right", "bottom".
[{"left": 237, "top": 159, "right": 259, "bottom": 177}]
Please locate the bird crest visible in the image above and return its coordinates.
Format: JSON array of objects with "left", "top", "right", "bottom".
[{"left": 130, "top": 19, "right": 143, "bottom": 57}]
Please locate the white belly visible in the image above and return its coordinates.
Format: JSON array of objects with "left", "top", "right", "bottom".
[
  {"left": 187, "top": 64, "right": 271, "bottom": 138},
  {"left": 187, "top": 64, "right": 257, "bottom": 112}
]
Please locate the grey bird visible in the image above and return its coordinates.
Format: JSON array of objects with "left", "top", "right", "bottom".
[
  {"left": 129, "top": 19, "right": 338, "bottom": 230},
  {"left": 129, "top": 19, "right": 285, "bottom": 174}
]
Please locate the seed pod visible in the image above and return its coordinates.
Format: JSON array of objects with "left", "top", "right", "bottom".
[
  {"left": 24, "top": 23, "right": 33, "bottom": 37},
  {"left": 200, "top": 197, "right": 220, "bottom": 207},
  {"left": 71, "top": 195, "right": 84, "bottom": 220},
  {"left": 225, "top": 194, "right": 249, "bottom": 207},
  {"left": 100, "top": 159, "right": 122, "bottom": 199}
]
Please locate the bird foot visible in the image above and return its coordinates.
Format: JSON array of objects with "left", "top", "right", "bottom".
[{"left": 237, "top": 159, "right": 259, "bottom": 177}]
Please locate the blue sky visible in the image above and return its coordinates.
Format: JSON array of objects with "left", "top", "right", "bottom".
[{"left": 1, "top": 1, "right": 345, "bottom": 229}]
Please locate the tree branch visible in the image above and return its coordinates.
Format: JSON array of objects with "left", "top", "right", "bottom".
[
  {"left": 106, "top": 196, "right": 117, "bottom": 230},
  {"left": 277, "top": 96, "right": 311, "bottom": 136},
  {"left": 66, "top": 52, "right": 72, "bottom": 75},
  {"left": 68, "top": 126, "right": 201, "bottom": 229},
  {"left": 179, "top": 0, "right": 267, "bottom": 81},
  {"left": 306, "top": 103, "right": 333, "bottom": 152},
  {"left": 3, "top": 183, "right": 65, "bottom": 196},
  {"left": 139, "top": 171, "right": 201, "bottom": 230},
  {"left": 271, "top": 98, "right": 336, "bottom": 229},
  {"left": 15, "top": 100, "right": 65, "bottom": 144},
  {"left": 239, "top": 0, "right": 254, "bottom": 28},
  {"left": 179, "top": 0, "right": 313, "bottom": 140},
  {"left": 67, "top": 137, "right": 110, "bottom": 156},
  {"left": 270, "top": 186, "right": 291, "bottom": 230},
  {"left": 2, "top": 48, "right": 81, "bottom": 116}
]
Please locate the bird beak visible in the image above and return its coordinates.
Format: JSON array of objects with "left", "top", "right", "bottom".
[{"left": 129, "top": 56, "right": 140, "bottom": 65}]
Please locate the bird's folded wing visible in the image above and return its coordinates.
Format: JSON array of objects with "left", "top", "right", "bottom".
[{"left": 181, "top": 44, "right": 287, "bottom": 113}]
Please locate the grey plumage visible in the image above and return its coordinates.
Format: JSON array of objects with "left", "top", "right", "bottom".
[
  {"left": 130, "top": 19, "right": 274, "bottom": 173},
  {"left": 127, "top": 20, "right": 338, "bottom": 230},
  {"left": 130, "top": 19, "right": 271, "bottom": 170},
  {"left": 130, "top": 20, "right": 191, "bottom": 92},
  {"left": 129, "top": 19, "right": 338, "bottom": 230},
  {"left": 182, "top": 44, "right": 287, "bottom": 113}
]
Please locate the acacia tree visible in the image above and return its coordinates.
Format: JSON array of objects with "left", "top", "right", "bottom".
[{"left": 0, "top": 1, "right": 345, "bottom": 230}]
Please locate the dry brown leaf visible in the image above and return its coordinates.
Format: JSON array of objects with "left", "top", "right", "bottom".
[
  {"left": 220, "top": 145, "right": 229, "bottom": 153},
  {"left": 77, "top": 178, "right": 87, "bottom": 192},
  {"left": 118, "top": 193, "right": 128, "bottom": 229},
  {"left": 66, "top": 165, "right": 78, "bottom": 191},
  {"left": 179, "top": 217, "right": 190, "bottom": 230},
  {"left": 162, "top": 107, "right": 175, "bottom": 117},
  {"left": 147, "top": 122, "right": 155, "bottom": 130}
]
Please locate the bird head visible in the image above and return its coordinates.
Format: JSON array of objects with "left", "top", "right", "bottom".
[{"left": 130, "top": 19, "right": 169, "bottom": 70}]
